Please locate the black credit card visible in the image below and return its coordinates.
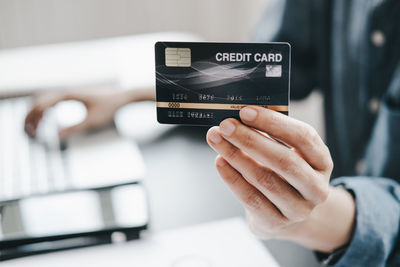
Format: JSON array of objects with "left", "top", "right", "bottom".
[{"left": 155, "top": 41, "right": 291, "bottom": 126}]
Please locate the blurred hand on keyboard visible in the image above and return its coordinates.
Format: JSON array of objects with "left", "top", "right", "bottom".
[{"left": 25, "top": 89, "right": 123, "bottom": 139}]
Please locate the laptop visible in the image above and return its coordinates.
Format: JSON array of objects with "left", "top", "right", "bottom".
[
  {"left": 0, "top": 96, "right": 149, "bottom": 260},
  {"left": 0, "top": 32, "right": 202, "bottom": 260}
]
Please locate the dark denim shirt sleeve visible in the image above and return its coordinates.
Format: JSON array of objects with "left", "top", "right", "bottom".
[
  {"left": 328, "top": 64, "right": 400, "bottom": 267},
  {"left": 364, "top": 62, "right": 400, "bottom": 178},
  {"left": 330, "top": 177, "right": 400, "bottom": 267}
]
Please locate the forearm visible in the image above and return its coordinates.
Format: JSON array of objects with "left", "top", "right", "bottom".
[{"left": 278, "top": 186, "right": 356, "bottom": 253}]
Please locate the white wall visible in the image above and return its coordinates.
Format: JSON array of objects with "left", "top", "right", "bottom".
[{"left": 0, "top": 0, "right": 269, "bottom": 49}]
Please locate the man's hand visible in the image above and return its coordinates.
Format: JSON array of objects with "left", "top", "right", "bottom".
[{"left": 206, "top": 106, "right": 355, "bottom": 252}]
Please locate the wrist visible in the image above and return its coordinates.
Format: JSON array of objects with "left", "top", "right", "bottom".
[{"left": 277, "top": 186, "right": 356, "bottom": 252}]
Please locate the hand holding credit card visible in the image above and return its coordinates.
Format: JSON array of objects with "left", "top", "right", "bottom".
[
  {"left": 155, "top": 42, "right": 344, "bottom": 254},
  {"left": 155, "top": 42, "right": 291, "bottom": 126}
]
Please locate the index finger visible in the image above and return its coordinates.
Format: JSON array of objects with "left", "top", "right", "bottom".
[
  {"left": 24, "top": 106, "right": 44, "bottom": 137},
  {"left": 239, "top": 106, "right": 332, "bottom": 172},
  {"left": 24, "top": 93, "right": 68, "bottom": 137}
]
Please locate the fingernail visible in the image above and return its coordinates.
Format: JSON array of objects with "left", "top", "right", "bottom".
[
  {"left": 220, "top": 120, "right": 235, "bottom": 136},
  {"left": 216, "top": 157, "right": 226, "bottom": 167},
  {"left": 208, "top": 128, "right": 222, "bottom": 144},
  {"left": 240, "top": 107, "right": 258, "bottom": 121}
]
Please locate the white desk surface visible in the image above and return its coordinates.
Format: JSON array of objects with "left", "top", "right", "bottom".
[{"left": 2, "top": 218, "right": 280, "bottom": 267}]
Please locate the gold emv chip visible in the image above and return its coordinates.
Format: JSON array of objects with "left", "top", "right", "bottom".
[{"left": 165, "top": 48, "right": 191, "bottom": 67}]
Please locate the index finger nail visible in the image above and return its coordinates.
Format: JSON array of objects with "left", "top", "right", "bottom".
[
  {"left": 220, "top": 120, "right": 236, "bottom": 136},
  {"left": 207, "top": 127, "right": 223, "bottom": 144},
  {"left": 240, "top": 107, "right": 258, "bottom": 121}
]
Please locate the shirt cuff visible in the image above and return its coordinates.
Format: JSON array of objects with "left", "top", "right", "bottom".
[{"left": 329, "top": 177, "right": 400, "bottom": 267}]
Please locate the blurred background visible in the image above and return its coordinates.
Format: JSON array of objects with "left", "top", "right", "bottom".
[
  {"left": 0, "top": 0, "right": 323, "bottom": 134},
  {"left": 0, "top": 0, "right": 267, "bottom": 49},
  {"left": 0, "top": 0, "right": 324, "bottom": 266}
]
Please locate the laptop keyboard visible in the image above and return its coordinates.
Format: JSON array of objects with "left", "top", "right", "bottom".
[{"left": 0, "top": 97, "right": 68, "bottom": 202}]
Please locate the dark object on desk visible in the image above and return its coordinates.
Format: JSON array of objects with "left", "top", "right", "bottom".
[{"left": 0, "top": 184, "right": 149, "bottom": 261}]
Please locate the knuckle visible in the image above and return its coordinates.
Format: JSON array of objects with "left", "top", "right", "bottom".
[
  {"left": 255, "top": 170, "right": 280, "bottom": 193},
  {"left": 226, "top": 171, "right": 242, "bottom": 186},
  {"left": 225, "top": 146, "right": 241, "bottom": 162},
  {"left": 311, "top": 182, "right": 330, "bottom": 204},
  {"left": 241, "top": 131, "right": 256, "bottom": 149},
  {"left": 296, "top": 123, "right": 319, "bottom": 147},
  {"left": 325, "top": 153, "right": 334, "bottom": 172},
  {"left": 325, "top": 160, "right": 334, "bottom": 174},
  {"left": 276, "top": 153, "right": 289, "bottom": 166},
  {"left": 276, "top": 152, "right": 296, "bottom": 174},
  {"left": 244, "top": 192, "right": 263, "bottom": 210}
]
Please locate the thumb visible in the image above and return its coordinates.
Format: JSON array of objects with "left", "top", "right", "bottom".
[{"left": 59, "top": 120, "right": 91, "bottom": 140}]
